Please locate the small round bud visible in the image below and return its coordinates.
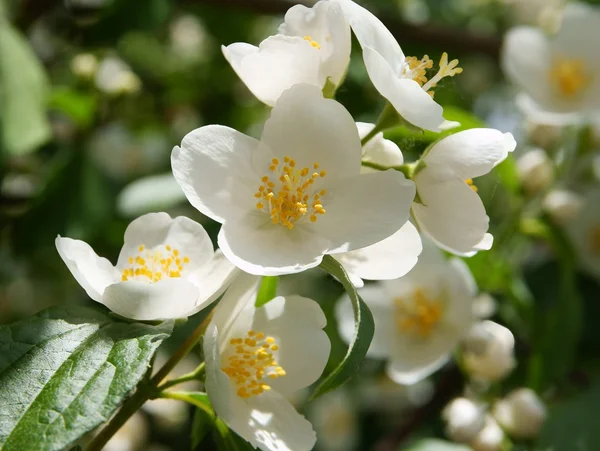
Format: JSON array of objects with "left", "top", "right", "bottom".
[
  {"left": 472, "top": 293, "right": 497, "bottom": 320},
  {"left": 442, "top": 397, "right": 486, "bottom": 443},
  {"left": 462, "top": 321, "right": 516, "bottom": 382},
  {"left": 542, "top": 189, "right": 583, "bottom": 225},
  {"left": 470, "top": 415, "right": 504, "bottom": 451},
  {"left": 71, "top": 53, "right": 98, "bottom": 79},
  {"left": 516, "top": 148, "right": 553, "bottom": 194},
  {"left": 95, "top": 56, "right": 141, "bottom": 95},
  {"left": 493, "top": 388, "right": 547, "bottom": 439}
]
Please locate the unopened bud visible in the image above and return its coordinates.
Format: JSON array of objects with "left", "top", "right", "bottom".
[
  {"left": 516, "top": 148, "right": 553, "bottom": 194},
  {"left": 493, "top": 388, "right": 547, "bottom": 439},
  {"left": 462, "top": 321, "right": 516, "bottom": 382},
  {"left": 542, "top": 189, "right": 583, "bottom": 225},
  {"left": 470, "top": 415, "right": 504, "bottom": 451},
  {"left": 442, "top": 397, "right": 486, "bottom": 443}
]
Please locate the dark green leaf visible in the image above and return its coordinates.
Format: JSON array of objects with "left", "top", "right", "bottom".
[
  {"left": 0, "top": 306, "right": 173, "bottom": 451},
  {"left": 213, "top": 418, "right": 255, "bottom": 451},
  {"left": 191, "top": 407, "right": 213, "bottom": 450},
  {"left": 311, "top": 255, "right": 375, "bottom": 399},
  {"left": 255, "top": 276, "right": 279, "bottom": 307}
]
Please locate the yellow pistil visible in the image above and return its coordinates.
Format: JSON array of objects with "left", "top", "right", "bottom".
[
  {"left": 549, "top": 56, "right": 590, "bottom": 97},
  {"left": 395, "top": 288, "right": 443, "bottom": 338},
  {"left": 222, "top": 330, "right": 286, "bottom": 399},
  {"left": 303, "top": 35, "right": 321, "bottom": 49},
  {"left": 465, "top": 178, "right": 478, "bottom": 193},
  {"left": 120, "top": 244, "right": 190, "bottom": 283},
  {"left": 588, "top": 224, "right": 600, "bottom": 255},
  {"left": 254, "top": 156, "right": 327, "bottom": 230},
  {"left": 405, "top": 52, "right": 463, "bottom": 97}
]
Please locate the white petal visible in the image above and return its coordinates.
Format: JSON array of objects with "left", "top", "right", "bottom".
[
  {"left": 102, "top": 278, "right": 201, "bottom": 320},
  {"left": 117, "top": 213, "right": 214, "bottom": 273},
  {"left": 554, "top": 3, "right": 600, "bottom": 67},
  {"left": 259, "top": 84, "right": 361, "bottom": 183},
  {"left": 116, "top": 172, "right": 186, "bottom": 217},
  {"left": 335, "top": 284, "right": 395, "bottom": 359},
  {"left": 386, "top": 353, "right": 449, "bottom": 385},
  {"left": 55, "top": 236, "right": 120, "bottom": 302},
  {"left": 502, "top": 27, "right": 552, "bottom": 108},
  {"left": 222, "top": 36, "right": 321, "bottom": 106},
  {"left": 362, "top": 47, "right": 445, "bottom": 132},
  {"left": 336, "top": 0, "right": 404, "bottom": 73},
  {"left": 424, "top": 129, "right": 516, "bottom": 179},
  {"left": 357, "top": 122, "right": 404, "bottom": 168},
  {"left": 413, "top": 168, "right": 489, "bottom": 255},
  {"left": 314, "top": 170, "right": 415, "bottom": 253},
  {"left": 250, "top": 294, "right": 330, "bottom": 395},
  {"left": 187, "top": 250, "right": 241, "bottom": 314},
  {"left": 334, "top": 221, "right": 422, "bottom": 286},
  {"left": 171, "top": 125, "right": 260, "bottom": 223},
  {"left": 516, "top": 94, "right": 583, "bottom": 126},
  {"left": 443, "top": 258, "right": 476, "bottom": 329},
  {"left": 218, "top": 211, "right": 330, "bottom": 276}
]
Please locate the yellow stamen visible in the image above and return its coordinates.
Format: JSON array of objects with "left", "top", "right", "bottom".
[
  {"left": 303, "top": 35, "right": 321, "bottom": 49},
  {"left": 395, "top": 288, "right": 443, "bottom": 338},
  {"left": 549, "top": 56, "right": 590, "bottom": 97},
  {"left": 465, "top": 178, "right": 478, "bottom": 193},
  {"left": 120, "top": 244, "right": 191, "bottom": 283},
  {"left": 405, "top": 52, "right": 462, "bottom": 98}
]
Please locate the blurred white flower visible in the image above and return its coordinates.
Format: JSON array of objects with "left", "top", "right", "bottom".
[
  {"left": 102, "top": 412, "right": 148, "bottom": 451},
  {"left": 493, "top": 388, "right": 547, "bottom": 439},
  {"left": 516, "top": 148, "right": 553, "bottom": 193},
  {"left": 336, "top": 239, "right": 476, "bottom": 385},
  {"left": 462, "top": 321, "right": 516, "bottom": 382},
  {"left": 442, "top": 397, "right": 486, "bottom": 443},
  {"left": 307, "top": 390, "right": 358, "bottom": 451},
  {"left": 472, "top": 293, "right": 497, "bottom": 319},
  {"left": 336, "top": 0, "right": 462, "bottom": 132},
  {"left": 56, "top": 212, "right": 238, "bottom": 320},
  {"left": 71, "top": 53, "right": 98, "bottom": 78},
  {"left": 413, "top": 129, "right": 516, "bottom": 256},
  {"left": 470, "top": 415, "right": 505, "bottom": 451},
  {"left": 503, "top": 3, "right": 600, "bottom": 125},
  {"left": 95, "top": 56, "right": 141, "bottom": 95},
  {"left": 542, "top": 188, "right": 583, "bottom": 225},
  {"left": 117, "top": 173, "right": 187, "bottom": 217},
  {"left": 170, "top": 15, "right": 211, "bottom": 62},
  {"left": 358, "top": 375, "right": 434, "bottom": 413},
  {"left": 172, "top": 84, "right": 414, "bottom": 276},
  {"left": 204, "top": 274, "right": 330, "bottom": 451},
  {"left": 222, "top": 0, "right": 350, "bottom": 105}
]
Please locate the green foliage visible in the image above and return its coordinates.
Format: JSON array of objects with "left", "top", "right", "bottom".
[
  {"left": 311, "top": 255, "right": 375, "bottom": 399},
  {"left": 0, "top": 11, "right": 51, "bottom": 155},
  {"left": 403, "top": 439, "right": 471, "bottom": 451},
  {"left": 255, "top": 276, "right": 279, "bottom": 307},
  {"left": 0, "top": 306, "right": 173, "bottom": 451}
]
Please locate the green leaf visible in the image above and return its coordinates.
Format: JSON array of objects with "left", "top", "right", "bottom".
[
  {"left": 49, "top": 87, "right": 97, "bottom": 128},
  {"left": 213, "top": 418, "right": 255, "bottom": 451},
  {"left": 191, "top": 407, "right": 213, "bottom": 450},
  {"left": 403, "top": 439, "right": 471, "bottom": 451},
  {"left": 312, "top": 255, "right": 375, "bottom": 399},
  {"left": 0, "top": 16, "right": 51, "bottom": 155},
  {"left": 0, "top": 305, "right": 173, "bottom": 451},
  {"left": 255, "top": 276, "right": 279, "bottom": 307}
]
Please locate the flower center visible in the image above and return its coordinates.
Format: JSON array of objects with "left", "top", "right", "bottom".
[
  {"left": 549, "top": 56, "right": 590, "bottom": 97},
  {"left": 404, "top": 52, "right": 462, "bottom": 97},
  {"left": 395, "top": 288, "right": 443, "bottom": 338},
  {"left": 120, "top": 244, "right": 190, "bottom": 283},
  {"left": 465, "top": 178, "right": 478, "bottom": 193},
  {"left": 303, "top": 35, "right": 321, "bottom": 49},
  {"left": 588, "top": 224, "right": 600, "bottom": 255},
  {"left": 255, "top": 156, "right": 327, "bottom": 230},
  {"left": 222, "top": 330, "right": 286, "bottom": 399}
]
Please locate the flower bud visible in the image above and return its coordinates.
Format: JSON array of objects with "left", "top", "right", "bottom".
[
  {"left": 442, "top": 397, "right": 486, "bottom": 443},
  {"left": 542, "top": 189, "right": 583, "bottom": 225},
  {"left": 95, "top": 56, "right": 141, "bottom": 95},
  {"left": 516, "top": 148, "right": 553, "bottom": 194},
  {"left": 71, "top": 53, "right": 98, "bottom": 79},
  {"left": 493, "top": 388, "right": 547, "bottom": 439},
  {"left": 462, "top": 321, "right": 516, "bottom": 382},
  {"left": 470, "top": 415, "right": 504, "bottom": 451},
  {"left": 472, "top": 293, "right": 497, "bottom": 319}
]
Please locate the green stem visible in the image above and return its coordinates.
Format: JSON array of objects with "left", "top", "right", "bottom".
[
  {"left": 157, "top": 362, "right": 206, "bottom": 391},
  {"left": 360, "top": 160, "right": 413, "bottom": 178},
  {"left": 361, "top": 103, "right": 399, "bottom": 147},
  {"left": 85, "top": 319, "right": 209, "bottom": 451}
]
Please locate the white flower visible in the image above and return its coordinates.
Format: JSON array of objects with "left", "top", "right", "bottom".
[
  {"left": 442, "top": 397, "right": 486, "bottom": 443},
  {"left": 564, "top": 187, "right": 600, "bottom": 280},
  {"left": 172, "top": 84, "right": 415, "bottom": 276},
  {"left": 516, "top": 148, "right": 553, "bottom": 193},
  {"left": 95, "top": 56, "right": 141, "bottom": 95},
  {"left": 335, "top": 0, "right": 462, "bottom": 132},
  {"left": 71, "top": 53, "right": 98, "bottom": 79},
  {"left": 542, "top": 188, "right": 583, "bottom": 225},
  {"left": 56, "top": 212, "right": 238, "bottom": 320},
  {"left": 335, "top": 239, "right": 476, "bottom": 385},
  {"left": 332, "top": 122, "right": 422, "bottom": 287},
  {"left": 470, "top": 415, "right": 505, "bottom": 451},
  {"left": 493, "top": 388, "right": 547, "bottom": 439},
  {"left": 462, "top": 321, "right": 516, "bottom": 382},
  {"left": 222, "top": 0, "right": 350, "bottom": 106},
  {"left": 502, "top": 3, "right": 600, "bottom": 125},
  {"left": 307, "top": 390, "right": 358, "bottom": 451},
  {"left": 472, "top": 293, "right": 497, "bottom": 320},
  {"left": 413, "top": 128, "right": 516, "bottom": 256},
  {"left": 204, "top": 273, "right": 330, "bottom": 451}
]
